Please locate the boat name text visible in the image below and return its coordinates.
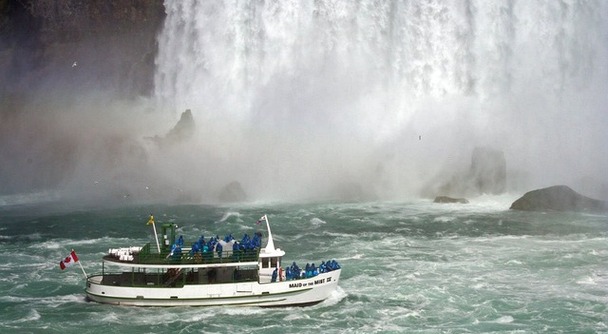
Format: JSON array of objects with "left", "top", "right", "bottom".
[{"left": 288, "top": 276, "right": 331, "bottom": 288}]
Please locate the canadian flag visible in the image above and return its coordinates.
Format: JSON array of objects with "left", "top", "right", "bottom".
[
  {"left": 256, "top": 215, "right": 267, "bottom": 225},
  {"left": 59, "top": 250, "right": 79, "bottom": 270}
]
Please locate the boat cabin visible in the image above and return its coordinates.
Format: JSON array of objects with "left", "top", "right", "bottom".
[
  {"left": 96, "top": 221, "right": 287, "bottom": 288},
  {"left": 258, "top": 246, "right": 285, "bottom": 283}
]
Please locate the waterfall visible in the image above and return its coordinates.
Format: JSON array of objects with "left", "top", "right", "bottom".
[{"left": 153, "top": 0, "right": 608, "bottom": 199}]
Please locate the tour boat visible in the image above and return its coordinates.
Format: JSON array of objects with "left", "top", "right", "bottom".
[{"left": 85, "top": 215, "right": 341, "bottom": 306}]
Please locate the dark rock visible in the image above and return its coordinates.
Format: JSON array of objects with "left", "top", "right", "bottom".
[
  {"left": 331, "top": 182, "right": 377, "bottom": 202},
  {"left": 510, "top": 185, "right": 608, "bottom": 212},
  {"left": 469, "top": 147, "right": 506, "bottom": 195},
  {"left": 147, "top": 109, "right": 195, "bottom": 145},
  {"left": 218, "top": 181, "right": 247, "bottom": 203},
  {"left": 422, "top": 146, "right": 507, "bottom": 199},
  {"left": 2, "top": 0, "right": 166, "bottom": 97},
  {"left": 434, "top": 196, "right": 469, "bottom": 204},
  {"left": 166, "top": 109, "right": 195, "bottom": 142}
]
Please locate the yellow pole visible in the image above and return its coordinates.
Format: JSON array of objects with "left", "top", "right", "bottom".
[{"left": 148, "top": 215, "right": 161, "bottom": 253}]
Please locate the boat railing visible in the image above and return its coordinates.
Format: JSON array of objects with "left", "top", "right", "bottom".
[{"left": 133, "top": 243, "right": 260, "bottom": 265}]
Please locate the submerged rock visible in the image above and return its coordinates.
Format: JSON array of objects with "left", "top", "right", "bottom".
[
  {"left": 510, "top": 185, "right": 608, "bottom": 212},
  {"left": 433, "top": 196, "right": 469, "bottom": 204}
]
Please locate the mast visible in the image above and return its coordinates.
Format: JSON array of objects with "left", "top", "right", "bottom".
[
  {"left": 261, "top": 215, "right": 275, "bottom": 252},
  {"left": 148, "top": 215, "right": 161, "bottom": 253}
]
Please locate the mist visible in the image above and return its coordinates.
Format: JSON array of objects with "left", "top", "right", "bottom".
[{"left": 2, "top": 0, "right": 608, "bottom": 206}]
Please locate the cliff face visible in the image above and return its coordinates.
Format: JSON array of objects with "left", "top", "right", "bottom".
[
  {"left": 0, "top": 1, "right": 165, "bottom": 196},
  {"left": 1, "top": 0, "right": 165, "bottom": 99}
]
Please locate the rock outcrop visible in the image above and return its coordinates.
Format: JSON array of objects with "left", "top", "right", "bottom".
[
  {"left": 510, "top": 185, "right": 608, "bottom": 212},
  {"left": 147, "top": 109, "right": 195, "bottom": 146},
  {"left": 433, "top": 196, "right": 469, "bottom": 204},
  {"left": 469, "top": 147, "right": 506, "bottom": 195},
  {"left": 165, "top": 109, "right": 195, "bottom": 143},
  {"left": 218, "top": 181, "right": 247, "bottom": 203},
  {"left": 423, "top": 146, "right": 507, "bottom": 198},
  {"left": 331, "top": 182, "right": 377, "bottom": 202}
]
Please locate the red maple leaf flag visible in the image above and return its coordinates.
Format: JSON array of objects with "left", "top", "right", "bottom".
[
  {"left": 256, "top": 215, "right": 267, "bottom": 225},
  {"left": 59, "top": 250, "right": 79, "bottom": 270}
]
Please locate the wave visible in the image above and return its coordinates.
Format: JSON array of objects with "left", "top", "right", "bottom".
[
  {"left": 36, "top": 237, "right": 136, "bottom": 250},
  {"left": 11, "top": 309, "right": 40, "bottom": 324},
  {"left": 317, "top": 285, "right": 347, "bottom": 307},
  {"left": 0, "top": 191, "right": 60, "bottom": 207},
  {"left": 0, "top": 294, "right": 86, "bottom": 307},
  {"left": 310, "top": 217, "right": 327, "bottom": 226},
  {"left": 218, "top": 211, "right": 242, "bottom": 223}
]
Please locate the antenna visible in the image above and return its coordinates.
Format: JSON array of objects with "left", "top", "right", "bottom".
[{"left": 261, "top": 215, "right": 275, "bottom": 252}]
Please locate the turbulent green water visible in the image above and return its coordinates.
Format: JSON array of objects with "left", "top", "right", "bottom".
[{"left": 1, "top": 197, "right": 606, "bottom": 333}]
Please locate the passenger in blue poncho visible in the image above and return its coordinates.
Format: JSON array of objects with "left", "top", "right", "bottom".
[
  {"left": 232, "top": 241, "right": 240, "bottom": 261},
  {"left": 285, "top": 267, "right": 292, "bottom": 280},
  {"left": 290, "top": 262, "right": 301, "bottom": 279},
  {"left": 169, "top": 243, "right": 182, "bottom": 260},
  {"left": 319, "top": 260, "right": 327, "bottom": 273},
  {"left": 208, "top": 237, "right": 216, "bottom": 251},
  {"left": 328, "top": 259, "right": 340, "bottom": 270},
  {"left": 216, "top": 242, "right": 223, "bottom": 258},
  {"left": 189, "top": 242, "right": 200, "bottom": 256},
  {"left": 271, "top": 268, "right": 278, "bottom": 282},
  {"left": 241, "top": 233, "right": 250, "bottom": 245},
  {"left": 202, "top": 243, "right": 212, "bottom": 261},
  {"left": 252, "top": 232, "right": 262, "bottom": 248}
]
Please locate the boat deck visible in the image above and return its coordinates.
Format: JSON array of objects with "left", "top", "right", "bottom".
[{"left": 105, "top": 243, "right": 260, "bottom": 267}]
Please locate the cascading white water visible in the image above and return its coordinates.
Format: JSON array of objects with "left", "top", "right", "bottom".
[{"left": 154, "top": 0, "right": 608, "bottom": 200}]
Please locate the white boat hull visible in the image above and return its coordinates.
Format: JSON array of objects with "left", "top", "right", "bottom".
[{"left": 85, "top": 269, "right": 341, "bottom": 307}]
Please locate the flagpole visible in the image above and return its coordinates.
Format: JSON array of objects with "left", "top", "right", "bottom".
[
  {"left": 77, "top": 260, "right": 88, "bottom": 279},
  {"left": 148, "top": 215, "right": 161, "bottom": 253},
  {"left": 69, "top": 248, "right": 88, "bottom": 279},
  {"left": 262, "top": 215, "right": 276, "bottom": 252}
]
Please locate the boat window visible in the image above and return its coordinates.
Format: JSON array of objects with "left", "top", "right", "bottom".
[
  {"left": 262, "top": 258, "right": 270, "bottom": 268},
  {"left": 271, "top": 257, "right": 277, "bottom": 268}
]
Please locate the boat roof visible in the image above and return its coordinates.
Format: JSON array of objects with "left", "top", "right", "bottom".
[{"left": 259, "top": 247, "right": 285, "bottom": 257}]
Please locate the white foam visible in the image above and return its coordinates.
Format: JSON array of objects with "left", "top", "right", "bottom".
[
  {"left": 317, "top": 285, "right": 347, "bottom": 307},
  {"left": 495, "top": 315, "right": 515, "bottom": 324},
  {"left": 0, "top": 294, "right": 86, "bottom": 307},
  {"left": 38, "top": 241, "right": 62, "bottom": 250},
  {"left": 310, "top": 217, "right": 327, "bottom": 226},
  {"left": 217, "top": 306, "right": 267, "bottom": 316},
  {"left": 219, "top": 211, "right": 242, "bottom": 222},
  {"left": 576, "top": 276, "right": 597, "bottom": 285},
  {"left": 15, "top": 309, "right": 41, "bottom": 323},
  {"left": 433, "top": 216, "right": 456, "bottom": 223},
  {"left": 283, "top": 313, "right": 310, "bottom": 321}
]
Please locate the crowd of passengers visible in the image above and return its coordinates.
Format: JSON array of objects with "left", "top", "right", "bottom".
[
  {"left": 168, "top": 232, "right": 342, "bottom": 282},
  {"left": 272, "top": 259, "right": 341, "bottom": 282},
  {"left": 168, "top": 232, "right": 263, "bottom": 260}
]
